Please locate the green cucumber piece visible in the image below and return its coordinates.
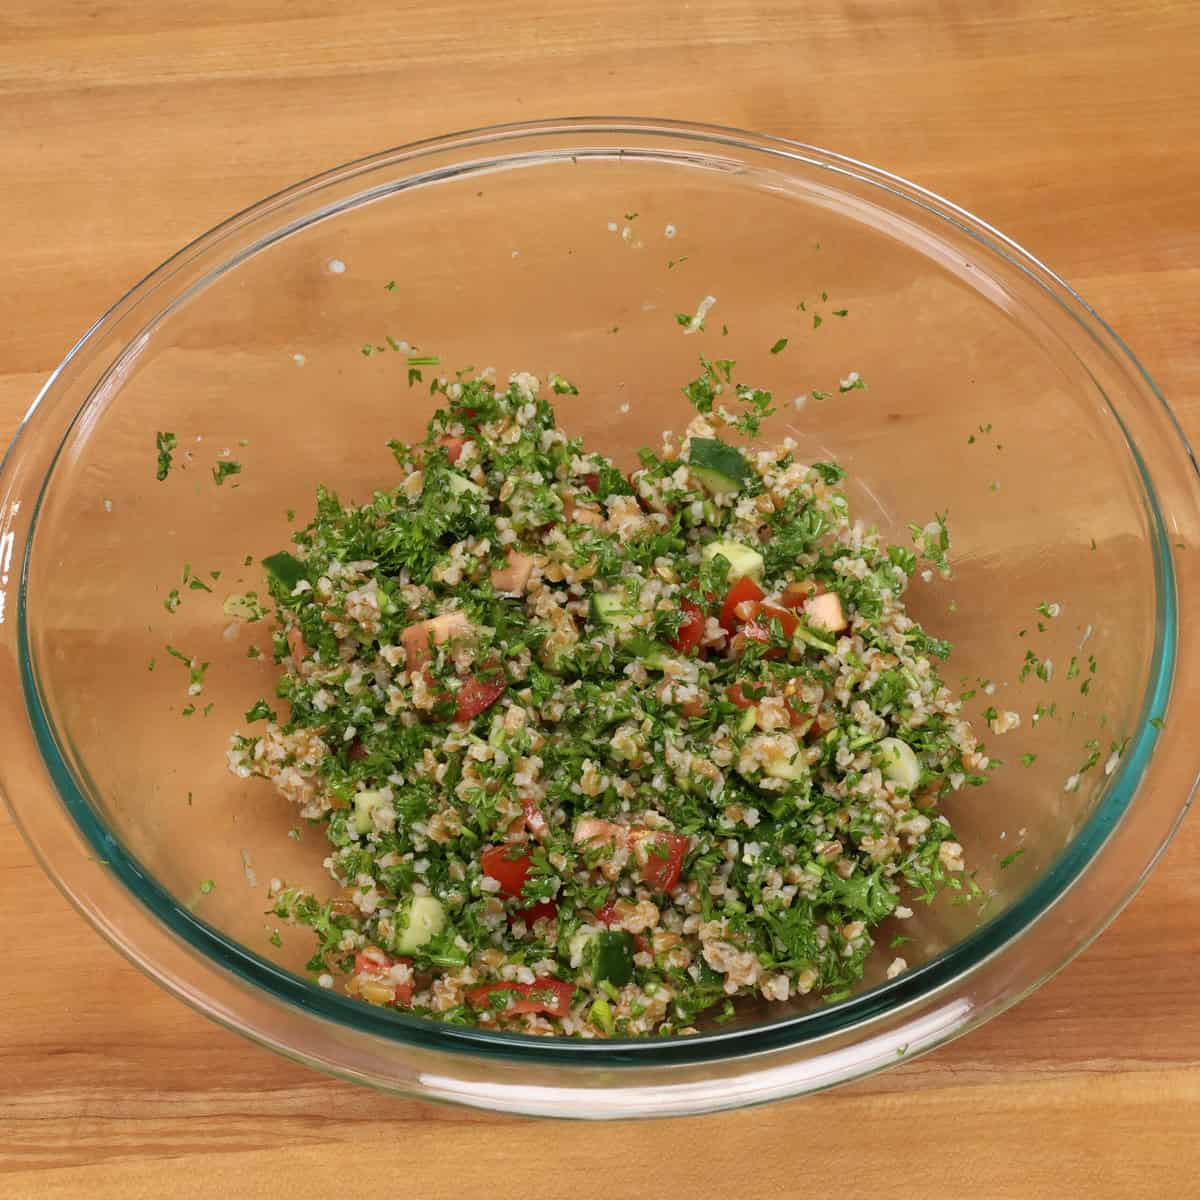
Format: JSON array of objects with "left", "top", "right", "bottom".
[
  {"left": 353, "top": 789, "right": 386, "bottom": 835},
  {"left": 701, "top": 539, "right": 764, "bottom": 582},
  {"left": 447, "top": 472, "right": 484, "bottom": 498},
  {"left": 878, "top": 736, "right": 921, "bottom": 790},
  {"left": 642, "top": 644, "right": 675, "bottom": 670},
  {"left": 764, "top": 755, "right": 809, "bottom": 782},
  {"left": 792, "top": 624, "right": 837, "bottom": 654},
  {"left": 590, "top": 590, "right": 638, "bottom": 635},
  {"left": 592, "top": 930, "right": 636, "bottom": 987},
  {"left": 393, "top": 896, "right": 446, "bottom": 954},
  {"left": 688, "top": 437, "right": 753, "bottom": 495}
]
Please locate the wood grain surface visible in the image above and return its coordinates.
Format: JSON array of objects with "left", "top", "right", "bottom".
[{"left": 2, "top": 2, "right": 1198, "bottom": 1196}]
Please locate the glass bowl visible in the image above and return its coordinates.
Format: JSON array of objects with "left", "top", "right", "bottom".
[{"left": 1, "top": 118, "right": 1197, "bottom": 1119}]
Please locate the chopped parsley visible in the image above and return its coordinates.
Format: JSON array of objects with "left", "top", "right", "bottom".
[
  {"left": 224, "top": 364, "right": 996, "bottom": 1037},
  {"left": 155, "top": 431, "right": 177, "bottom": 481},
  {"left": 213, "top": 460, "right": 243, "bottom": 486}
]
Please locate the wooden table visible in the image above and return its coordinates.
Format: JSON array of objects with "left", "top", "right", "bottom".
[{"left": 2, "top": 2, "right": 1198, "bottom": 1195}]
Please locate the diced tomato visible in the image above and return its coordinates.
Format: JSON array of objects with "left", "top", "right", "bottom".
[
  {"left": 595, "top": 898, "right": 621, "bottom": 926},
  {"left": 354, "top": 949, "right": 387, "bottom": 975},
  {"left": 455, "top": 674, "right": 507, "bottom": 723},
  {"left": 780, "top": 580, "right": 825, "bottom": 608},
  {"left": 467, "top": 978, "right": 576, "bottom": 1019},
  {"left": 353, "top": 950, "right": 414, "bottom": 1006},
  {"left": 670, "top": 599, "right": 706, "bottom": 656},
  {"left": 519, "top": 900, "right": 559, "bottom": 925},
  {"left": 402, "top": 610, "right": 472, "bottom": 671},
  {"left": 575, "top": 821, "right": 688, "bottom": 891},
  {"left": 437, "top": 435, "right": 468, "bottom": 464},
  {"left": 522, "top": 798, "right": 550, "bottom": 841},
  {"left": 582, "top": 472, "right": 601, "bottom": 493},
  {"left": 726, "top": 683, "right": 756, "bottom": 708},
  {"left": 481, "top": 844, "right": 533, "bottom": 897},
  {"left": 804, "top": 590, "right": 849, "bottom": 634},
  {"left": 490, "top": 550, "right": 534, "bottom": 595},
  {"left": 755, "top": 603, "right": 799, "bottom": 639},
  {"left": 739, "top": 602, "right": 799, "bottom": 657},
  {"left": 719, "top": 576, "right": 765, "bottom": 633},
  {"left": 420, "top": 667, "right": 451, "bottom": 714},
  {"left": 679, "top": 694, "right": 707, "bottom": 719},
  {"left": 632, "top": 831, "right": 690, "bottom": 892},
  {"left": 785, "top": 692, "right": 811, "bottom": 727}
]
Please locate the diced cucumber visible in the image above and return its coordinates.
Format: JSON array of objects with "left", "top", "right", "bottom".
[
  {"left": 764, "top": 755, "right": 809, "bottom": 782},
  {"left": 592, "top": 930, "right": 636, "bottom": 987},
  {"left": 590, "top": 590, "right": 638, "bottom": 635},
  {"left": 392, "top": 895, "right": 446, "bottom": 954},
  {"left": 353, "top": 789, "right": 386, "bottom": 835},
  {"left": 568, "top": 929, "right": 594, "bottom": 968},
  {"left": 642, "top": 645, "right": 675, "bottom": 671},
  {"left": 878, "top": 737, "right": 921, "bottom": 790},
  {"left": 447, "top": 472, "right": 484, "bottom": 498},
  {"left": 792, "top": 624, "right": 836, "bottom": 655},
  {"left": 590, "top": 996, "right": 615, "bottom": 1034},
  {"left": 738, "top": 706, "right": 759, "bottom": 734},
  {"left": 688, "top": 437, "right": 753, "bottom": 495},
  {"left": 701, "top": 539, "right": 764, "bottom": 582}
]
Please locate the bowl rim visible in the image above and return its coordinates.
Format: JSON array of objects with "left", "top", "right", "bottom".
[{"left": 3, "top": 116, "right": 1197, "bottom": 1075}]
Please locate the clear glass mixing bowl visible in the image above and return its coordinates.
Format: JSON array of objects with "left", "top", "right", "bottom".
[{"left": 1, "top": 119, "right": 1197, "bottom": 1118}]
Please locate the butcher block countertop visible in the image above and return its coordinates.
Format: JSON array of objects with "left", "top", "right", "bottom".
[{"left": 1, "top": 2, "right": 1197, "bottom": 1196}]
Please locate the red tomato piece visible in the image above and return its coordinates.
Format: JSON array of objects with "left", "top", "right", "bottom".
[
  {"left": 582, "top": 472, "right": 601, "bottom": 493},
  {"left": 595, "top": 898, "right": 621, "bottom": 926},
  {"left": 437, "top": 435, "right": 467, "bottom": 464},
  {"left": 353, "top": 950, "right": 414, "bottom": 1006},
  {"left": 467, "top": 978, "right": 575, "bottom": 1018},
  {"left": 678, "top": 694, "right": 707, "bottom": 719},
  {"left": 726, "top": 683, "right": 756, "bottom": 708},
  {"left": 354, "top": 949, "right": 387, "bottom": 975},
  {"left": 455, "top": 674, "right": 507, "bottom": 723},
  {"left": 480, "top": 845, "right": 533, "bottom": 898},
  {"left": 754, "top": 603, "right": 799, "bottom": 639},
  {"left": 632, "top": 831, "right": 690, "bottom": 892},
  {"left": 719, "top": 577, "right": 765, "bottom": 633},
  {"left": 739, "top": 602, "right": 799, "bottom": 657},
  {"left": 670, "top": 599, "right": 706, "bottom": 656},
  {"left": 519, "top": 900, "right": 559, "bottom": 925}
]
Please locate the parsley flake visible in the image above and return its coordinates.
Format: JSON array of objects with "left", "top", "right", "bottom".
[
  {"left": 155, "top": 431, "right": 177, "bottom": 481},
  {"left": 213, "top": 460, "right": 243, "bottom": 486}
]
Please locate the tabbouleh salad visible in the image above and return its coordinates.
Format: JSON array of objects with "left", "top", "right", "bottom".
[{"left": 227, "top": 361, "right": 991, "bottom": 1037}]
